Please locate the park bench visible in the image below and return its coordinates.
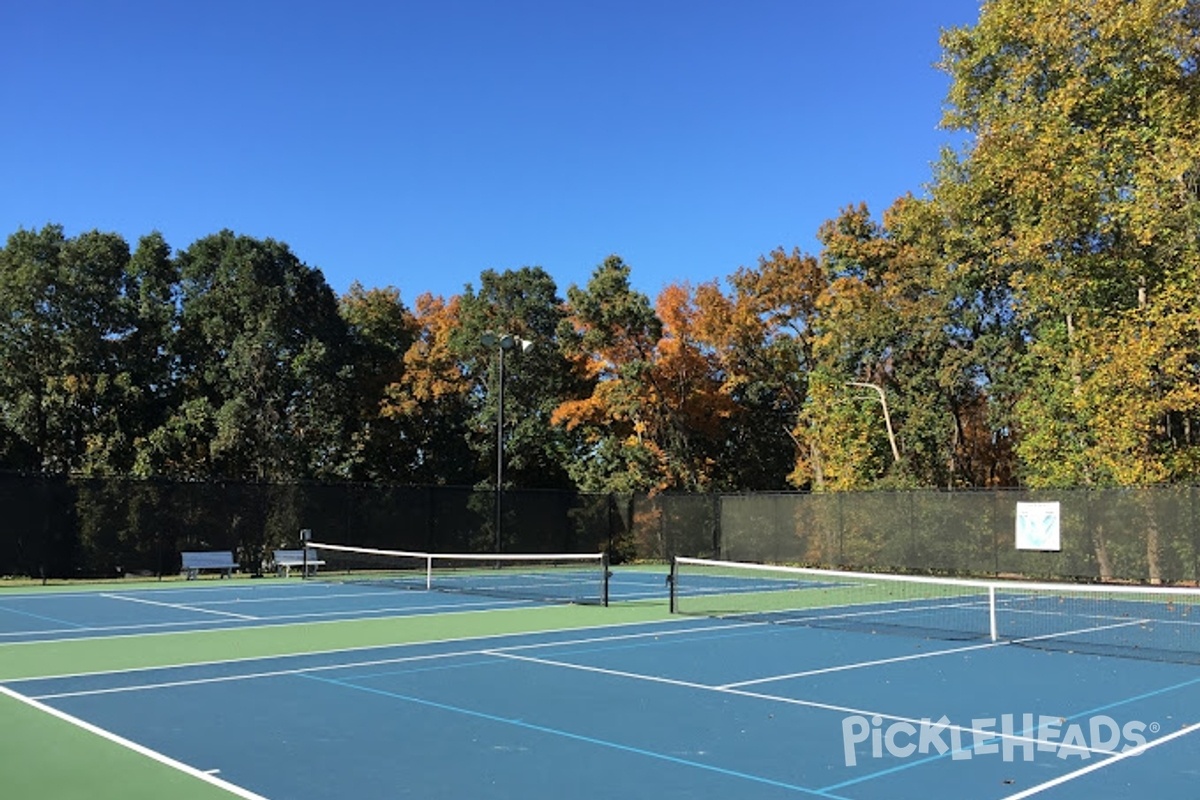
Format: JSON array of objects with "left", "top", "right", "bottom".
[
  {"left": 180, "top": 551, "right": 238, "bottom": 580},
  {"left": 272, "top": 549, "right": 326, "bottom": 577}
]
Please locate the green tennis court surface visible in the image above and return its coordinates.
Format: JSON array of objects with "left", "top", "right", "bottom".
[{"left": 3, "top": 568, "right": 1199, "bottom": 799}]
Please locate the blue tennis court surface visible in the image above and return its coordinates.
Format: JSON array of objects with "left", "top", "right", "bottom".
[{"left": 3, "top": 569, "right": 1200, "bottom": 798}]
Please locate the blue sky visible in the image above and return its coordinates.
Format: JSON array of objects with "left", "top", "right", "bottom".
[{"left": 2, "top": 0, "right": 981, "bottom": 304}]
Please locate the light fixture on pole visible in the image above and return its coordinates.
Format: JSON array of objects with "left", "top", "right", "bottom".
[{"left": 482, "top": 331, "right": 533, "bottom": 553}]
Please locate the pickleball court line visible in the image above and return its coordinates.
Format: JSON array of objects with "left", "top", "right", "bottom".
[
  {"left": 11, "top": 618, "right": 748, "bottom": 690},
  {"left": 0, "top": 596, "right": 532, "bottom": 641},
  {"left": 720, "top": 616, "right": 1158, "bottom": 688},
  {"left": 19, "top": 612, "right": 1012, "bottom": 702},
  {"left": 812, "top": 659, "right": 1200, "bottom": 792},
  {"left": 999, "top": 719, "right": 1200, "bottom": 799},
  {"left": 0, "top": 594, "right": 552, "bottom": 648},
  {"left": 0, "top": 603, "right": 88, "bottom": 628},
  {"left": 298, "top": 672, "right": 853, "bottom": 799},
  {"left": 0, "top": 684, "right": 269, "bottom": 800},
  {"left": 100, "top": 592, "right": 259, "bottom": 620},
  {"left": 483, "top": 650, "right": 1111, "bottom": 755}
]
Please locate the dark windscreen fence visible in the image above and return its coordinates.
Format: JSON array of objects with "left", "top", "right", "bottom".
[
  {"left": 0, "top": 474, "right": 1196, "bottom": 586},
  {"left": 0, "top": 474, "right": 626, "bottom": 581},
  {"left": 628, "top": 493, "right": 720, "bottom": 562},
  {"left": 719, "top": 488, "right": 1200, "bottom": 584}
]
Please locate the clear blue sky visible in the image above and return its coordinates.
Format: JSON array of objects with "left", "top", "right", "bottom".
[{"left": 1, "top": 0, "right": 981, "bottom": 303}]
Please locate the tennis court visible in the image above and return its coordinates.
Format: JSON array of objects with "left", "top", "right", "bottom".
[{"left": 2, "top": 558, "right": 1199, "bottom": 799}]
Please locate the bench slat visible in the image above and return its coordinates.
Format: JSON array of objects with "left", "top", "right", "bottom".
[
  {"left": 180, "top": 551, "right": 237, "bottom": 579},
  {"left": 272, "top": 549, "right": 325, "bottom": 577}
]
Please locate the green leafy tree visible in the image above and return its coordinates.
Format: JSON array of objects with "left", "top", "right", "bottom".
[
  {"left": 0, "top": 225, "right": 150, "bottom": 473},
  {"left": 138, "top": 231, "right": 353, "bottom": 481},
  {"left": 338, "top": 282, "right": 418, "bottom": 481},
  {"left": 457, "top": 267, "right": 575, "bottom": 489}
]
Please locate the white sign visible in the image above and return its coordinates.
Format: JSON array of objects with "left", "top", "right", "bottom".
[{"left": 1016, "top": 502, "right": 1061, "bottom": 551}]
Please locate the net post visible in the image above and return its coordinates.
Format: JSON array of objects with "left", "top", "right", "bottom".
[
  {"left": 300, "top": 529, "right": 312, "bottom": 580},
  {"left": 601, "top": 552, "right": 610, "bottom": 607},
  {"left": 988, "top": 584, "right": 998, "bottom": 642},
  {"left": 425, "top": 555, "right": 433, "bottom": 590},
  {"left": 668, "top": 557, "right": 678, "bottom": 614}
]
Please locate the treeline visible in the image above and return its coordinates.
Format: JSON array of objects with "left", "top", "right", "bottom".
[{"left": 2, "top": 0, "right": 1199, "bottom": 494}]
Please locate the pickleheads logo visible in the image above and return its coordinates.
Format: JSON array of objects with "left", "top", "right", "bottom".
[{"left": 841, "top": 714, "right": 1154, "bottom": 767}]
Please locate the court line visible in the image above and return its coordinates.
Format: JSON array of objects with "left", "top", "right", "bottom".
[
  {"left": 28, "top": 648, "right": 485, "bottom": 699},
  {"left": 483, "top": 650, "right": 1108, "bottom": 755},
  {"left": 0, "top": 603, "right": 87, "bottom": 628},
  {"left": 7, "top": 615, "right": 720, "bottom": 684},
  {"left": 1000, "top": 720, "right": 1200, "bottom": 800},
  {"left": 720, "top": 639, "right": 1005, "bottom": 687},
  {"left": 817, "top": 651, "right": 1200, "bottom": 793},
  {"left": 0, "top": 596, "right": 537, "bottom": 646},
  {"left": 21, "top": 619, "right": 763, "bottom": 698},
  {"left": 721, "top": 617, "right": 1159, "bottom": 688},
  {"left": 181, "top": 587, "right": 511, "bottom": 605},
  {"left": 100, "top": 593, "right": 259, "bottom": 621},
  {"left": 0, "top": 684, "right": 269, "bottom": 800},
  {"left": 298, "top": 672, "right": 851, "bottom": 799}
]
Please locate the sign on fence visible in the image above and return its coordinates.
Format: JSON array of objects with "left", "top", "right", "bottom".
[{"left": 1015, "top": 501, "right": 1061, "bottom": 551}]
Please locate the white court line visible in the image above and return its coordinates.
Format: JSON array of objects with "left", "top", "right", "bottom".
[
  {"left": 29, "top": 648, "right": 482, "bottom": 700},
  {"left": 100, "top": 593, "right": 259, "bottom": 621},
  {"left": 720, "top": 640, "right": 1005, "bottom": 688},
  {"left": 999, "top": 720, "right": 1200, "bottom": 799},
  {"left": 24, "top": 619, "right": 764, "bottom": 699},
  {"left": 4, "top": 614, "right": 708, "bottom": 683},
  {"left": 0, "top": 596, "right": 532, "bottom": 643},
  {"left": 1000, "top": 605, "right": 1200, "bottom": 629},
  {"left": 721, "top": 617, "right": 1162, "bottom": 688},
  {"left": 192, "top": 588, "right": 488, "bottom": 606},
  {"left": 483, "top": 650, "right": 1111, "bottom": 756},
  {"left": 0, "top": 684, "right": 269, "bottom": 800}
]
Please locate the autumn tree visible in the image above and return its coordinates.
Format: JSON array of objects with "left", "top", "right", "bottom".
[
  {"left": 554, "top": 256, "right": 665, "bottom": 491},
  {"left": 378, "top": 292, "right": 477, "bottom": 485},
  {"left": 939, "top": 0, "right": 1200, "bottom": 488},
  {"left": 694, "top": 248, "right": 821, "bottom": 489}
]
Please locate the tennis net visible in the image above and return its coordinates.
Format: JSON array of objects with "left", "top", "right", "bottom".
[
  {"left": 670, "top": 556, "right": 1200, "bottom": 664},
  {"left": 307, "top": 542, "right": 609, "bottom": 606}
]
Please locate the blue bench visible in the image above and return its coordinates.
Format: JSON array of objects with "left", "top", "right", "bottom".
[
  {"left": 181, "top": 551, "right": 238, "bottom": 580},
  {"left": 272, "top": 549, "right": 326, "bottom": 578}
]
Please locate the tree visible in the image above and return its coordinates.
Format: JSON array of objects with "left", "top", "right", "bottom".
[
  {"left": 554, "top": 256, "right": 665, "bottom": 492},
  {"left": 378, "top": 292, "right": 477, "bottom": 485},
  {"left": 696, "top": 248, "right": 821, "bottom": 490},
  {"left": 138, "top": 231, "right": 353, "bottom": 481},
  {"left": 457, "top": 267, "right": 575, "bottom": 489},
  {"left": 338, "top": 282, "right": 417, "bottom": 481},
  {"left": 939, "top": 0, "right": 1200, "bottom": 486},
  {"left": 0, "top": 225, "right": 146, "bottom": 473}
]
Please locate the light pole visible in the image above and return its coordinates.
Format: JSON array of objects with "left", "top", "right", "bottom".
[
  {"left": 482, "top": 331, "right": 533, "bottom": 552},
  {"left": 846, "top": 381, "right": 900, "bottom": 463}
]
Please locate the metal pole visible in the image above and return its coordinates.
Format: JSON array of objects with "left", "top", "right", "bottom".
[
  {"left": 496, "top": 345, "right": 504, "bottom": 553},
  {"left": 846, "top": 381, "right": 900, "bottom": 463}
]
